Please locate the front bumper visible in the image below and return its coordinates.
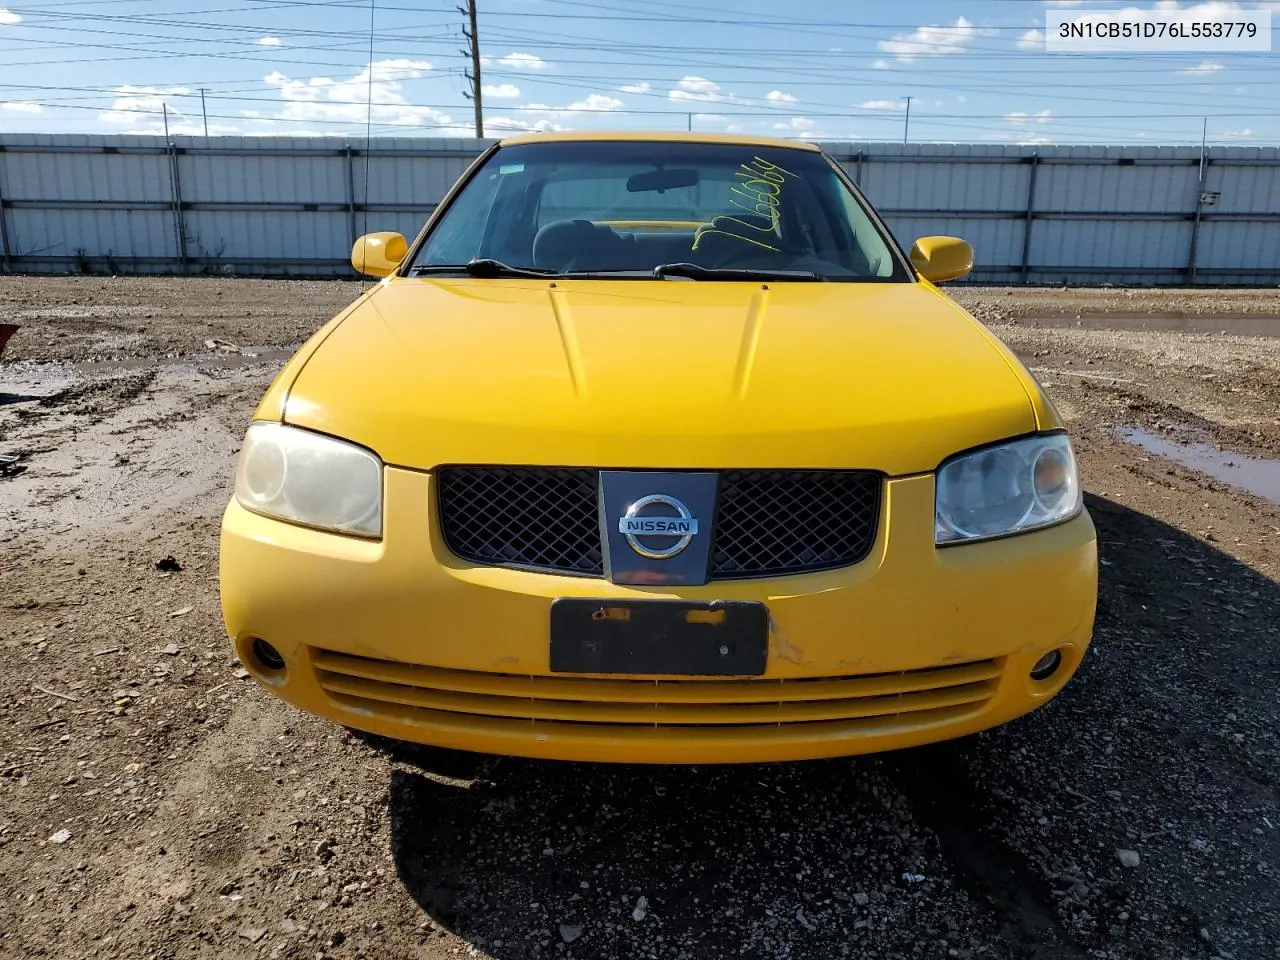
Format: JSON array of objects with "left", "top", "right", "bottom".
[{"left": 219, "top": 468, "right": 1098, "bottom": 764}]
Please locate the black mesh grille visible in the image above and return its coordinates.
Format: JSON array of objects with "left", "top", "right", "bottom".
[
  {"left": 711, "top": 470, "right": 880, "bottom": 577},
  {"left": 436, "top": 467, "right": 603, "bottom": 575},
  {"left": 435, "top": 468, "right": 881, "bottom": 579}
]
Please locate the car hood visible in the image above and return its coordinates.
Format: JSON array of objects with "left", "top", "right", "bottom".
[{"left": 282, "top": 278, "right": 1037, "bottom": 475}]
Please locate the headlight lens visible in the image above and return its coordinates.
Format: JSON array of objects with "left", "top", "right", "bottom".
[
  {"left": 234, "top": 422, "right": 382, "bottom": 537},
  {"left": 935, "top": 434, "right": 1081, "bottom": 544}
]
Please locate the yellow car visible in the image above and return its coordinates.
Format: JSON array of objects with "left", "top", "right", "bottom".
[{"left": 219, "top": 132, "right": 1097, "bottom": 764}]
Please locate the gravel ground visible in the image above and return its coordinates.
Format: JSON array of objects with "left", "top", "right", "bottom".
[{"left": 1, "top": 277, "right": 1277, "bottom": 960}]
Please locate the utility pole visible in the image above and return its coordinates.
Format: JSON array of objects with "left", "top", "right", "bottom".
[
  {"left": 903, "top": 96, "right": 913, "bottom": 144},
  {"left": 200, "top": 88, "right": 209, "bottom": 137},
  {"left": 459, "top": 0, "right": 483, "bottom": 138},
  {"left": 162, "top": 102, "right": 171, "bottom": 140}
]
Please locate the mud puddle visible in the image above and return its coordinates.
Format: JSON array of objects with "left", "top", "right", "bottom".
[
  {"left": 1025, "top": 314, "right": 1280, "bottom": 337},
  {"left": 1117, "top": 425, "right": 1280, "bottom": 505}
]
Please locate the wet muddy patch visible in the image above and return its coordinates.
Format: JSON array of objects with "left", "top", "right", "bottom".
[
  {"left": 1116, "top": 423, "right": 1280, "bottom": 506},
  {"left": 8, "top": 371, "right": 158, "bottom": 428}
]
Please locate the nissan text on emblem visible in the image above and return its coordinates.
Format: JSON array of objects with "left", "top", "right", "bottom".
[{"left": 619, "top": 494, "right": 699, "bottom": 559}]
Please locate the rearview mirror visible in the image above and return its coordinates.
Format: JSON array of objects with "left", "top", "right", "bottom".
[
  {"left": 351, "top": 232, "right": 407, "bottom": 278},
  {"left": 909, "top": 236, "right": 973, "bottom": 284},
  {"left": 627, "top": 168, "right": 699, "bottom": 193}
]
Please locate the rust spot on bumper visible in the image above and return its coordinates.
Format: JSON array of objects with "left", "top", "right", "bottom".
[
  {"left": 685, "top": 608, "right": 727, "bottom": 626},
  {"left": 591, "top": 606, "right": 631, "bottom": 622}
]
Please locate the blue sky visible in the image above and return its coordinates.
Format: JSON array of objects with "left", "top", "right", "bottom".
[{"left": 0, "top": 0, "right": 1276, "bottom": 144}]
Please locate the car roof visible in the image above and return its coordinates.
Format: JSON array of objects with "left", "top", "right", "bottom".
[{"left": 494, "top": 130, "right": 823, "bottom": 152}]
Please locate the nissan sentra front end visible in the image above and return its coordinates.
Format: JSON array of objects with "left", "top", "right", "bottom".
[{"left": 219, "top": 132, "right": 1098, "bottom": 764}]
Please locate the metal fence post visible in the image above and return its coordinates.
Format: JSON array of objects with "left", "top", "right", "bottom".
[
  {"left": 167, "top": 139, "right": 189, "bottom": 271},
  {"left": 1187, "top": 159, "right": 1208, "bottom": 285},
  {"left": 1019, "top": 153, "right": 1039, "bottom": 283},
  {"left": 854, "top": 149, "right": 864, "bottom": 186},
  {"left": 0, "top": 149, "right": 12, "bottom": 272},
  {"left": 345, "top": 144, "right": 358, "bottom": 242}
]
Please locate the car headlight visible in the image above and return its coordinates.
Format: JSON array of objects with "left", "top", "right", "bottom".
[
  {"left": 935, "top": 433, "right": 1081, "bottom": 544},
  {"left": 234, "top": 422, "right": 382, "bottom": 537}
]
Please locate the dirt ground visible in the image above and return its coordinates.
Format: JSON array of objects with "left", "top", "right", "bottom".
[{"left": 1, "top": 276, "right": 1278, "bottom": 960}]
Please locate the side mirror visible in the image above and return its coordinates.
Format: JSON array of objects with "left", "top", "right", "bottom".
[
  {"left": 909, "top": 236, "right": 973, "bottom": 284},
  {"left": 351, "top": 232, "right": 407, "bottom": 278}
]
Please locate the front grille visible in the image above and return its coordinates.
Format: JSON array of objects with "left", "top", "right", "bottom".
[
  {"left": 436, "top": 468, "right": 881, "bottom": 579},
  {"left": 313, "top": 649, "right": 1001, "bottom": 730},
  {"left": 436, "top": 467, "right": 603, "bottom": 575},
  {"left": 711, "top": 470, "right": 880, "bottom": 577}
]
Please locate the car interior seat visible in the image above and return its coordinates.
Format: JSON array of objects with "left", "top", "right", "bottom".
[{"left": 533, "top": 219, "right": 633, "bottom": 272}]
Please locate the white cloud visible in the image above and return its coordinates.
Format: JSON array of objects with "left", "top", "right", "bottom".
[
  {"left": 871, "top": 59, "right": 892, "bottom": 69},
  {"left": 618, "top": 82, "right": 650, "bottom": 94},
  {"left": 671, "top": 76, "right": 719, "bottom": 98},
  {"left": 486, "top": 116, "right": 563, "bottom": 133},
  {"left": 99, "top": 85, "right": 191, "bottom": 127},
  {"left": 568, "top": 93, "right": 622, "bottom": 112},
  {"left": 258, "top": 36, "right": 282, "bottom": 46},
  {"left": 1018, "top": 28, "right": 1044, "bottom": 48},
  {"left": 769, "top": 116, "right": 838, "bottom": 139},
  {"left": 692, "top": 112, "right": 728, "bottom": 123},
  {"left": 765, "top": 90, "right": 797, "bottom": 104},
  {"left": 668, "top": 76, "right": 751, "bottom": 105},
  {"left": 265, "top": 59, "right": 432, "bottom": 108},
  {"left": 101, "top": 93, "right": 244, "bottom": 137},
  {"left": 859, "top": 99, "right": 908, "bottom": 110},
  {"left": 482, "top": 83, "right": 520, "bottom": 98},
  {"left": 497, "top": 52, "right": 551, "bottom": 71},
  {"left": 255, "top": 60, "right": 467, "bottom": 135},
  {"left": 1177, "top": 61, "right": 1225, "bottom": 75},
  {"left": 1, "top": 100, "right": 42, "bottom": 113},
  {"left": 1005, "top": 109, "right": 1053, "bottom": 125},
  {"left": 981, "top": 131, "right": 1056, "bottom": 145},
  {"left": 518, "top": 92, "right": 623, "bottom": 118},
  {"left": 878, "top": 16, "right": 985, "bottom": 61},
  {"left": 1214, "top": 127, "right": 1254, "bottom": 139},
  {"left": 0, "top": 7, "right": 20, "bottom": 24},
  {"left": 957, "top": 95, "right": 968, "bottom": 103}
]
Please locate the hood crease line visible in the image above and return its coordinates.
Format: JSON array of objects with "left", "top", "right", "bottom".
[
  {"left": 548, "top": 286, "right": 587, "bottom": 399},
  {"left": 734, "top": 286, "right": 770, "bottom": 400}
]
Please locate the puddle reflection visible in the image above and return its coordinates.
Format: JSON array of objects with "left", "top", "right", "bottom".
[{"left": 1116, "top": 426, "right": 1280, "bottom": 506}]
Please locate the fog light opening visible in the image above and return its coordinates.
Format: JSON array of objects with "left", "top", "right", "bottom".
[
  {"left": 1030, "top": 649, "right": 1063, "bottom": 681},
  {"left": 251, "top": 638, "right": 286, "bottom": 673}
]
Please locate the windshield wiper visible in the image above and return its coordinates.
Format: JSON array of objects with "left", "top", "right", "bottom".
[
  {"left": 652, "top": 262, "right": 821, "bottom": 282},
  {"left": 409, "top": 258, "right": 558, "bottom": 279}
]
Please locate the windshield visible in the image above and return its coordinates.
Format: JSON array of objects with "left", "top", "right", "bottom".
[{"left": 408, "top": 140, "right": 910, "bottom": 282}]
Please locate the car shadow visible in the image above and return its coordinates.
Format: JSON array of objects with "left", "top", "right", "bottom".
[{"left": 370, "top": 493, "right": 1280, "bottom": 960}]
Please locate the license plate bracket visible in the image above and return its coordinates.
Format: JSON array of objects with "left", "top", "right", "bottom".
[{"left": 549, "top": 599, "right": 768, "bottom": 676}]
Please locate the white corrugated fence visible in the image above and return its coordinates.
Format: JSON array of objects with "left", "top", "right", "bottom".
[{"left": 0, "top": 134, "right": 1276, "bottom": 284}]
